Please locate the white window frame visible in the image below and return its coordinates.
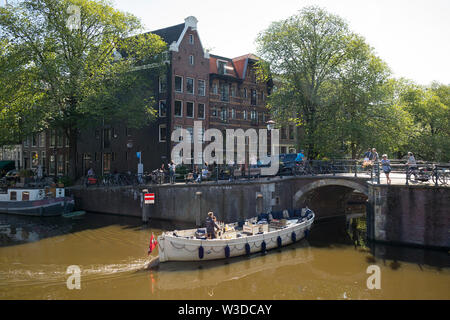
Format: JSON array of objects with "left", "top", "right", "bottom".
[
  {"left": 175, "top": 75, "right": 183, "bottom": 93},
  {"left": 186, "top": 77, "right": 194, "bottom": 94},
  {"left": 174, "top": 100, "right": 183, "bottom": 117},
  {"left": 198, "top": 79, "right": 206, "bottom": 96},
  {"left": 189, "top": 34, "right": 194, "bottom": 44},
  {"left": 186, "top": 101, "right": 194, "bottom": 118},
  {"left": 243, "top": 110, "right": 247, "bottom": 120}
]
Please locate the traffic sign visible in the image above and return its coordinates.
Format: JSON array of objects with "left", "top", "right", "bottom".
[{"left": 144, "top": 193, "right": 155, "bottom": 204}]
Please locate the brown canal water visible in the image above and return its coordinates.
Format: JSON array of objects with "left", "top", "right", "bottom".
[{"left": 0, "top": 212, "right": 448, "bottom": 300}]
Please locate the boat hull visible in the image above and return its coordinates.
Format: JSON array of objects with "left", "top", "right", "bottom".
[
  {"left": 157, "top": 215, "right": 314, "bottom": 262},
  {"left": 0, "top": 197, "right": 75, "bottom": 217}
]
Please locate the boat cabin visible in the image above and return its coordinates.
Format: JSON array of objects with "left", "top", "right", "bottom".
[{"left": 0, "top": 188, "right": 65, "bottom": 201}]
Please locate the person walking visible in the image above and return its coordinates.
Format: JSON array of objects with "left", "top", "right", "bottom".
[
  {"left": 381, "top": 154, "right": 392, "bottom": 184},
  {"left": 406, "top": 152, "right": 417, "bottom": 176},
  {"left": 169, "top": 161, "right": 176, "bottom": 184}
]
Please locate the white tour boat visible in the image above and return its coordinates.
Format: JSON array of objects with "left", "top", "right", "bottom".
[
  {"left": 0, "top": 186, "right": 75, "bottom": 217},
  {"left": 156, "top": 208, "right": 315, "bottom": 263}
]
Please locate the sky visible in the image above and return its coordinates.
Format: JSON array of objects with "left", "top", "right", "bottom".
[{"left": 111, "top": 0, "right": 450, "bottom": 86}]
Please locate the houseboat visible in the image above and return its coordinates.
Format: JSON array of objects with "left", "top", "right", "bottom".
[{"left": 0, "top": 187, "right": 75, "bottom": 217}]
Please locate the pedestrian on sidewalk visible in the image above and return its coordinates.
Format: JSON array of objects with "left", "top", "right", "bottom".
[
  {"left": 381, "top": 154, "right": 392, "bottom": 184},
  {"left": 169, "top": 160, "right": 176, "bottom": 184}
]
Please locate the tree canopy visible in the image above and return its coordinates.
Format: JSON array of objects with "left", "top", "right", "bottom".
[
  {"left": 0, "top": 0, "right": 167, "bottom": 176},
  {"left": 257, "top": 6, "right": 449, "bottom": 162}
]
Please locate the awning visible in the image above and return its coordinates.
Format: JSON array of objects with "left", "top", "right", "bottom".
[{"left": 0, "top": 160, "right": 15, "bottom": 170}]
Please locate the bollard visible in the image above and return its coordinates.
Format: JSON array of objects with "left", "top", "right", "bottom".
[{"left": 142, "top": 188, "right": 150, "bottom": 223}]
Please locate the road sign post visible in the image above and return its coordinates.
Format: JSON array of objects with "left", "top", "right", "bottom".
[{"left": 142, "top": 190, "right": 155, "bottom": 223}]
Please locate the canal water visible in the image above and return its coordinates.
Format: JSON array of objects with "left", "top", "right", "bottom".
[{"left": 0, "top": 212, "right": 448, "bottom": 300}]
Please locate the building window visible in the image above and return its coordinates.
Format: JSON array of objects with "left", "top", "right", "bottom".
[
  {"left": 220, "top": 83, "right": 229, "bottom": 102},
  {"left": 186, "top": 77, "right": 194, "bottom": 94},
  {"left": 186, "top": 102, "right": 194, "bottom": 118},
  {"left": 289, "top": 125, "right": 294, "bottom": 140},
  {"left": 159, "top": 100, "right": 167, "bottom": 117},
  {"left": 189, "top": 34, "right": 194, "bottom": 44},
  {"left": 218, "top": 60, "right": 226, "bottom": 75},
  {"left": 198, "top": 79, "right": 205, "bottom": 96},
  {"left": 50, "top": 131, "right": 56, "bottom": 147},
  {"left": 40, "top": 132, "right": 46, "bottom": 148},
  {"left": 212, "top": 83, "right": 218, "bottom": 94},
  {"left": 212, "top": 108, "right": 217, "bottom": 117},
  {"left": 174, "top": 100, "right": 183, "bottom": 117},
  {"left": 49, "top": 155, "right": 55, "bottom": 175},
  {"left": 175, "top": 76, "right": 183, "bottom": 92},
  {"left": 103, "top": 153, "right": 111, "bottom": 174},
  {"left": 221, "top": 108, "right": 228, "bottom": 121},
  {"left": 103, "top": 128, "right": 111, "bottom": 149},
  {"left": 159, "top": 76, "right": 167, "bottom": 93},
  {"left": 23, "top": 137, "right": 29, "bottom": 147},
  {"left": 57, "top": 130, "right": 63, "bottom": 147},
  {"left": 231, "top": 109, "right": 236, "bottom": 119},
  {"left": 32, "top": 134, "right": 37, "bottom": 147},
  {"left": 251, "top": 110, "right": 257, "bottom": 123},
  {"left": 251, "top": 89, "right": 257, "bottom": 105},
  {"left": 244, "top": 88, "right": 247, "bottom": 98},
  {"left": 57, "top": 154, "right": 64, "bottom": 175},
  {"left": 243, "top": 110, "right": 247, "bottom": 120},
  {"left": 281, "top": 127, "right": 287, "bottom": 140},
  {"left": 198, "top": 103, "right": 205, "bottom": 119},
  {"left": 41, "top": 151, "right": 46, "bottom": 168},
  {"left": 159, "top": 124, "right": 167, "bottom": 142},
  {"left": 231, "top": 85, "right": 236, "bottom": 97},
  {"left": 189, "top": 55, "right": 194, "bottom": 65}
]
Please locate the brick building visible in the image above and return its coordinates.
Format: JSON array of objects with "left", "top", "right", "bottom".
[{"left": 18, "top": 16, "right": 275, "bottom": 178}]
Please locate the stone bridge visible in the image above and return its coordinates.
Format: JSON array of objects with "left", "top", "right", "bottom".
[
  {"left": 73, "top": 175, "right": 370, "bottom": 223},
  {"left": 72, "top": 174, "right": 449, "bottom": 249}
]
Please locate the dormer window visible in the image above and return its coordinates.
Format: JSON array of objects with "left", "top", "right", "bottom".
[
  {"left": 189, "top": 34, "right": 194, "bottom": 44},
  {"left": 217, "top": 60, "right": 227, "bottom": 75}
]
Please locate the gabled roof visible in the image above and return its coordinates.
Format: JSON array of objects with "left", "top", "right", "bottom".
[{"left": 149, "top": 23, "right": 185, "bottom": 45}]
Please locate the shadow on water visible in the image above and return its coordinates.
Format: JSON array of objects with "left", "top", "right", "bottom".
[{"left": 0, "top": 212, "right": 192, "bottom": 248}]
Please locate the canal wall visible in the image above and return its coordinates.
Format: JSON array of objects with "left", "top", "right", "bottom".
[
  {"left": 71, "top": 176, "right": 369, "bottom": 224},
  {"left": 367, "top": 184, "right": 450, "bottom": 249},
  {"left": 71, "top": 177, "right": 450, "bottom": 249}
]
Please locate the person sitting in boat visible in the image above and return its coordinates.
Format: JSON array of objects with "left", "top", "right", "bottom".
[{"left": 206, "top": 212, "right": 220, "bottom": 239}]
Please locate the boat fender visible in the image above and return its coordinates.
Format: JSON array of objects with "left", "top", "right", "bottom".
[
  {"left": 304, "top": 229, "right": 309, "bottom": 238},
  {"left": 277, "top": 236, "right": 282, "bottom": 248},
  {"left": 224, "top": 245, "right": 230, "bottom": 258},
  {"left": 261, "top": 240, "right": 266, "bottom": 253},
  {"left": 198, "top": 245, "right": 204, "bottom": 259},
  {"left": 291, "top": 232, "right": 297, "bottom": 243},
  {"left": 245, "top": 243, "right": 251, "bottom": 255}
]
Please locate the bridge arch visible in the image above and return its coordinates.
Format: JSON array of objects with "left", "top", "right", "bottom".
[{"left": 293, "top": 178, "right": 369, "bottom": 218}]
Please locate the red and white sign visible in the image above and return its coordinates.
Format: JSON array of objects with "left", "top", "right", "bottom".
[{"left": 144, "top": 193, "right": 155, "bottom": 204}]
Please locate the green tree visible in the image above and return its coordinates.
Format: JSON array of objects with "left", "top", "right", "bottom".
[
  {"left": 256, "top": 6, "right": 355, "bottom": 159},
  {"left": 400, "top": 83, "right": 450, "bottom": 161},
  {"left": 0, "top": 0, "right": 166, "bottom": 177}
]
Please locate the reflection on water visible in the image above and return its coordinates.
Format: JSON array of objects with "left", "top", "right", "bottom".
[{"left": 0, "top": 212, "right": 449, "bottom": 300}]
